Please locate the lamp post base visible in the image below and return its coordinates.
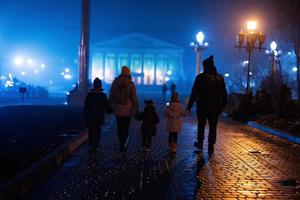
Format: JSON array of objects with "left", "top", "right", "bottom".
[{"left": 67, "top": 90, "right": 88, "bottom": 106}]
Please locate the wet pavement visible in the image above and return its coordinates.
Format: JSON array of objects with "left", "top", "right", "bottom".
[{"left": 29, "top": 103, "right": 300, "bottom": 199}]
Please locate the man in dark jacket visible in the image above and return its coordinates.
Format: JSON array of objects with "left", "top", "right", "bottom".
[
  {"left": 186, "top": 55, "right": 227, "bottom": 152},
  {"left": 83, "top": 78, "right": 111, "bottom": 151}
]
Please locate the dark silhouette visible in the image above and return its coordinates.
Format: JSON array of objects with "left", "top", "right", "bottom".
[
  {"left": 135, "top": 100, "right": 159, "bottom": 151},
  {"left": 83, "top": 78, "right": 111, "bottom": 152},
  {"left": 162, "top": 83, "right": 167, "bottom": 102},
  {"left": 170, "top": 82, "right": 176, "bottom": 94},
  {"left": 186, "top": 55, "right": 227, "bottom": 152},
  {"left": 164, "top": 92, "right": 186, "bottom": 152},
  {"left": 109, "top": 66, "right": 139, "bottom": 152}
]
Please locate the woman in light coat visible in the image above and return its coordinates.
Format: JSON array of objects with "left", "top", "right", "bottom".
[
  {"left": 164, "top": 92, "right": 186, "bottom": 152},
  {"left": 109, "top": 66, "right": 139, "bottom": 152}
]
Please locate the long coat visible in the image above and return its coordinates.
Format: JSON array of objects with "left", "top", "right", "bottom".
[
  {"left": 109, "top": 75, "right": 139, "bottom": 117},
  {"left": 83, "top": 88, "right": 111, "bottom": 126},
  {"left": 164, "top": 102, "right": 185, "bottom": 133},
  {"left": 136, "top": 104, "right": 160, "bottom": 136}
]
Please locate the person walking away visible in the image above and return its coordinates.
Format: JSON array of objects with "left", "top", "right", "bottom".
[
  {"left": 164, "top": 92, "right": 186, "bottom": 152},
  {"left": 109, "top": 66, "right": 139, "bottom": 152},
  {"left": 83, "top": 78, "right": 112, "bottom": 152},
  {"left": 186, "top": 55, "right": 227, "bottom": 153},
  {"left": 170, "top": 82, "right": 176, "bottom": 94},
  {"left": 135, "top": 100, "right": 160, "bottom": 152}
]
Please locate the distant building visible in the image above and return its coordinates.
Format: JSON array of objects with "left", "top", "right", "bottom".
[{"left": 90, "top": 33, "right": 184, "bottom": 85}]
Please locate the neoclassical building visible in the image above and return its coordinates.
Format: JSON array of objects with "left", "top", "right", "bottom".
[{"left": 90, "top": 33, "right": 184, "bottom": 85}]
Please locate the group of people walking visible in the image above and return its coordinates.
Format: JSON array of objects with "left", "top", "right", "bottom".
[{"left": 83, "top": 55, "right": 227, "bottom": 154}]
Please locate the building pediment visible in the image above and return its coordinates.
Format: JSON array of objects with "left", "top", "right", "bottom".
[{"left": 92, "top": 33, "right": 183, "bottom": 50}]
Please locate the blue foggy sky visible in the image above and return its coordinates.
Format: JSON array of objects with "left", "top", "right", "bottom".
[{"left": 0, "top": 0, "right": 278, "bottom": 80}]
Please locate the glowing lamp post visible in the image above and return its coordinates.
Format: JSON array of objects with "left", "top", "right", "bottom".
[
  {"left": 235, "top": 20, "right": 266, "bottom": 93},
  {"left": 265, "top": 41, "right": 282, "bottom": 79},
  {"left": 190, "top": 31, "right": 209, "bottom": 75}
]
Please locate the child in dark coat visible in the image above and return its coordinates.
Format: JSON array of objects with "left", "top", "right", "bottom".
[{"left": 136, "top": 100, "right": 160, "bottom": 151}]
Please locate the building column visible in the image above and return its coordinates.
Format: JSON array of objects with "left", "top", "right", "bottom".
[
  {"left": 141, "top": 55, "right": 144, "bottom": 85},
  {"left": 102, "top": 53, "right": 106, "bottom": 83},
  {"left": 154, "top": 55, "right": 157, "bottom": 85}
]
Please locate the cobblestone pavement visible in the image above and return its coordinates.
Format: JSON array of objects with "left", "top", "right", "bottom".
[{"left": 29, "top": 103, "right": 300, "bottom": 200}]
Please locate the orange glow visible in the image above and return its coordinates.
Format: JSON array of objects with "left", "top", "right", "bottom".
[{"left": 247, "top": 21, "right": 257, "bottom": 31}]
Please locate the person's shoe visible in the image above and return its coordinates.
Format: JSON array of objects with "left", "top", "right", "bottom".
[
  {"left": 194, "top": 142, "right": 203, "bottom": 149},
  {"left": 144, "top": 147, "right": 151, "bottom": 152},
  {"left": 119, "top": 146, "right": 126, "bottom": 153},
  {"left": 208, "top": 143, "right": 214, "bottom": 153},
  {"left": 171, "top": 144, "right": 178, "bottom": 152},
  {"left": 169, "top": 143, "right": 174, "bottom": 152}
]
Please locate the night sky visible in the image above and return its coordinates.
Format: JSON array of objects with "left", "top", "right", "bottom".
[{"left": 0, "top": 0, "right": 278, "bottom": 87}]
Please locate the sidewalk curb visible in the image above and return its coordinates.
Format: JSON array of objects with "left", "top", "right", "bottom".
[
  {"left": 0, "top": 130, "right": 88, "bottom": 199},
  {"left": 247, "top": 121, "right": 300, "bottom": 144}
]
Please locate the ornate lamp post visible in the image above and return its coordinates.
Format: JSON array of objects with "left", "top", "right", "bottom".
[
  {"left": 265, "top": 41, "right": 282, "bottom": 80},
  {"left": 235, "top": 21, "right": 266, "bottom": 93},
  {"left": 190, "top": 32, "right": 209, "bottom": 75}
]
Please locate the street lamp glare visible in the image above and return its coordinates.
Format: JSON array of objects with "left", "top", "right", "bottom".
[
  {"left": 270, "top": 41, "right": 277, "bottom": 51},
  {"left": 196, "top": 31, "right": 205, "bottom": 44},
  {"left": 14, "top": 57, "right": 24, "bottom": 66},
  {"left": 247, "top": 21, "right": 257, "bottom": 31},
  {"left": 27, "top": 58, "right": 33, "bottom": 66}
]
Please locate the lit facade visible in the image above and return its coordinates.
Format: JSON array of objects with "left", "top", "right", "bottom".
[{"left": 90, "top": 33, "right": 183, "bottom": 85}]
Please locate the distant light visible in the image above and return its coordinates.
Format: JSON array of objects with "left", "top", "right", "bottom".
[
  {"left": 14, "top": 57, "right": 24, "bottom": 66},
  {"left": 190, "top": 42, "right": 195, "bottom": 47},
  {"left": 165, "top": 77, "right": 170, "bottom": 82},
  {"left": 247, "top": 21, "right": 257, "bottom": 31},
  {"left": 21, "top": 71, "right": 26, "bottom": 76},
  {"left": 64, "top": 102, "right": 68, "bottom": 105},
  {"left": 66, "top": 92, "right": 70, "bottom": 95},
  {"left": 249, "top": 72, "right": 253, "bottom": 75},
  {"left": 243, "top": 60, "right": 249, "bottom": 66},
  {"left": 288, "top": 51, "right": 292, "bottom": 55},
  {"left": 265, "top": 50, "right": 270, "bottom": 54},
  {"left": 64, "top": 74, "right": 72, "bottom": 79},
  {"left": 65, "top": 68, "right": 70, "bottom": 73},
  {"left": 204, "top": 42, "right": 209, "bottom": 47},
  {"left": 196, "top": 32, "right": 205, "bottom": 44},
  {"left": 34, "top": 70, "right": 39, "bottom": 74},
  {"left": 293, "top": 67, "right": 298, "bottom": 72},
  {"left": 167, "top": 70, "right": 172, "bottom": 75},
  {"left": 61, "top": 72, "right": 65, "bottom": 76},
  {"left": 270, "top": 41, "right": 277, "bottom": 51},
  {"left": 41, "top": 64, "right": 46, "bottom": 68},
  {"left": 224, "top": 73, "right": 230, "bottom": 77},
  {"left": 27, "top": 58, "right": 33, "bottom": 66},
  {"left": 166, "top": 102, "right": 170, "bottom": 106}
]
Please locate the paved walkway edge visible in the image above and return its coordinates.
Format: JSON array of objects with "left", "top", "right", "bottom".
[
  {"left": 0, "top": 130, "right": 88, "bottom": 199},
  {"left": 248, "top": 121, "right": 300, "bottom": 144}
]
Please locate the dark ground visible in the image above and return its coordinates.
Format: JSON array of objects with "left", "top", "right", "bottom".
[{"left": 0, "top": 105, "right": 85, "bottom": 185}]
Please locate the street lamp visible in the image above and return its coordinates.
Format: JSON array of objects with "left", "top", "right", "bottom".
[
  {"left": 235, "top": 20, "right": 266, "bottom": 93},
  {"left": 190, "top": 31, "right": 209, "bottom": 75},
  {"left": 265, "top": 41, "right": 282, "bottom": 79}
]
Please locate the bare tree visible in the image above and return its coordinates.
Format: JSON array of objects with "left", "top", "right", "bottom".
[{"left": 274, "top": 0, "right": 300, "bottom": 100}]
